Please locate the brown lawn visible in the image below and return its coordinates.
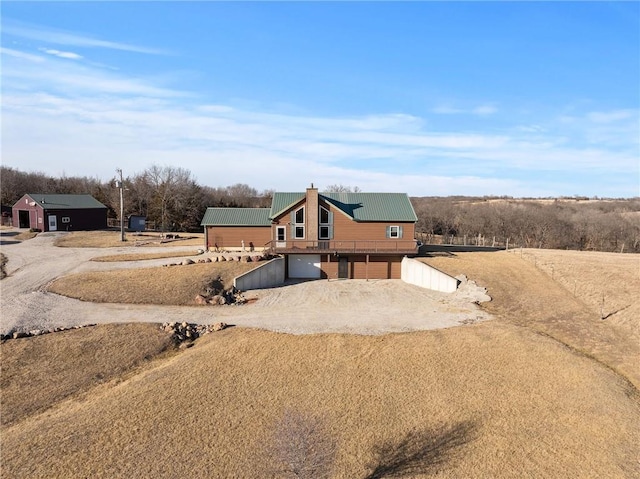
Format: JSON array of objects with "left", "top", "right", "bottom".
[
  {"left": 1, "top": 323, "right": 175, "bottom": 428},
  {"left": 48, "top": 262, "right": 256, "bottom": 305},
  {"left": 54, "top": 230, "right": 204, "bottom": 248},
  {"left": 419, "top": 250, "right": 640, "bottom": 389},
  {"left": 1, "top": 249, "right": 639, "bottom": 478},
  {"left": 91, "top": 250, "right": 203, "bottom": 262},
  {"left": 1, "top": 325, "right": 638, "bottom": 478}
]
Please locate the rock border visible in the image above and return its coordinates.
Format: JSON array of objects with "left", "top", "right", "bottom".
[
  {"left": 1, "top": 323, "right": 97, "bottom": 341},
  {"left": 161, "top": 321, "right": 227, "bottom": 346}
]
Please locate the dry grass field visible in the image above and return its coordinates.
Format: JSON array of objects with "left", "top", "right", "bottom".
[
  {"left": 1, "top": 323, "right": 175, "bottom": 428},
  {"left": 53, "top": 230, "right": 204, "bottom": 248},
  {"left": 48, "top": 262, "right": 256, "bottom": 305},
  {"left": 91, "top": 250, "right": 203, "bottom": 262},
  {"left": 2, "top": 249, "right": 639, "bottom": 478},
  {"left": 1, "top": 325, "right": 638, "bottom": 478},
  {"left": 420, "top": 250, "right": 640, "bottom": 389}
]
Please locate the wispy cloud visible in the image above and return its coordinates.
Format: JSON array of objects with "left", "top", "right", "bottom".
[
  {"left": 3, "top": 19, "right": 168, "bottom": 55},
  {"left": 0, "top": 47, "right": 45, "bottom": 63},
  {"left": 432, "top": 103, "right": 497, "bottom": 116},
  {"left": 38, "top": 48, "right": 83, "bottom": 60},
  {"left": 587, "top": 109, "right": 635, "bottom": 124},
  {"left": 1, "top": 42, "right": 637, "bottom": 197},
  {"left": 2, "top": 48, "right": 186, "bottom": 98}
]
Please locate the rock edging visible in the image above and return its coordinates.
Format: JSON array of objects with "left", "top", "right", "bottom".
[
  {"left": 1, "top": 324, "right": 97, "bottom": 341},
  {"left": 161, "top": 321, "right": 227, "bottom": 345}
]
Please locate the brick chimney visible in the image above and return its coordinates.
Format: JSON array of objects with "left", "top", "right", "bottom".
[{"left": 306, "top": 183, "right": 318, "bottom": 242}]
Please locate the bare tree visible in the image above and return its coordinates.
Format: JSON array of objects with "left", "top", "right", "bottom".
[
  {"left": 144, "top": 165, "right": 195, "bottom": 233},
  {"left": 269, "top": 408, "right": 337, "bottom": 479},
  {"left": 324, "top": 184, "right": 361, "bottom": 193}
]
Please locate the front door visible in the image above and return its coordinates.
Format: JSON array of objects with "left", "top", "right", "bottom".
[
  {"left": 338, "top": 257, "right": 349, "bottom": 279},
  {"left": 48, "top": 215, "right": 57, "bottom": 231},
  {"left": 276, "top": 226, "right": 286, "bottom": 248}
]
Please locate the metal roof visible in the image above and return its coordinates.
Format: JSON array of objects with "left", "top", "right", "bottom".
[
  {"left": 270, "top": 192, "right": 417, "bottom": 222},
  {"left": 323, "top": 192, "right": 417, "bottom": 222},
  {"left": 201, "top": 208, "right": 271, "bottom": 226},
  {"left": 269, "top": 192, "right": 306, "bottom": 219},
  {"left": 23, "top": 194, "right": 107, "bottom": 210}
]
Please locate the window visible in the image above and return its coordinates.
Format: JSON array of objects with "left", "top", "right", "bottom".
[
  {"left": 319, "top": 206, "right": 332, "bottom": 240},
  {"left": 387, "top": 225, "right": 402, "bottom": 238},
  {"left": 292, "top": 207, "right": 305, "bottom": 239},
  {"left": 320, "top": 207, "right": 329, "bottom": 224},
  {"left": 277, "top": 226, "right": 286, "bottom": 241}
]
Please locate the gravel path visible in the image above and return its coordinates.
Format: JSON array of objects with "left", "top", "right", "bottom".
[{"left": 0, "top": 230, "right": 492, "bottom": 335}]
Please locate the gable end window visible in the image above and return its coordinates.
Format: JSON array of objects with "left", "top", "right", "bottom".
[
  {"left": 386, "top": 225, "right": 403, "bottom": 239},
  {"left": 319, "top": 206, "right": 333, "bottom": 240},
  {"left": 291, "top": 207, "right": 305, "bottom": 239}
]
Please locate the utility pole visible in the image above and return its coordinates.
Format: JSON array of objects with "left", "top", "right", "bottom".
[{"left": 116, "top": 168, "right": 125, "bottom": 242}]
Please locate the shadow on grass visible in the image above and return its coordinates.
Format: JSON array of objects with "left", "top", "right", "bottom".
[{"left": 364, "top": 420, "right": 478, "bottom": 479}]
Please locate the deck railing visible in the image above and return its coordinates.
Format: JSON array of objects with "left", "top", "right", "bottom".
[{"left": 265, "top": 239, "right": 418, "bottom": 254}]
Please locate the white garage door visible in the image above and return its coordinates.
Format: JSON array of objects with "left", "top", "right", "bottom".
[{"left": 288, "top": 254, "right": 322, "bottom": 279}]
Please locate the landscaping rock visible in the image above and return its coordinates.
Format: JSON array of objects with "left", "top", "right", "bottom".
[
  {"left": 194, "top": 294, "right": 208, "bottom": 305},
  {"left": 182, "top": 259, "right": 195, "bottom": 265}
]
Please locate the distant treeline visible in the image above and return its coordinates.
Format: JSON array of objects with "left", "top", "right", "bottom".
[
  {"left": 2, "top": 166, "right": 639, "bottom": 252},
  {"left": 1, "top": 165, "right": 274, "bottom": 233},
  {"left": 412, "top": 196, "right": 640, "bottom": 253}
]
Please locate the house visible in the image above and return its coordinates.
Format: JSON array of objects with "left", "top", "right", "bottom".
[
  {"left": 12, "top": 194, "right": 108, "bottom": 232},
  {"left": 201, "top": 185, "right": 418, "bottom": 280}
]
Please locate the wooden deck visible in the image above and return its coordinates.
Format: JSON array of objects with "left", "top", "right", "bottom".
[{"left": 265, "top": 240, "right": 418, "bottom": 255}]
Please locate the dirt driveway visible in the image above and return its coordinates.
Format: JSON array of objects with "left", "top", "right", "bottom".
[{"left": 0, "top": 230, "right": 492, "bottom": 335}]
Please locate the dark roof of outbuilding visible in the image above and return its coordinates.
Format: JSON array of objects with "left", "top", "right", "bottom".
[
  {"left": 200, "top": 208, "right": 271, "bottom": 226},
  {"left": 19, "top": 194, "right": 107, "bottom": 210}
]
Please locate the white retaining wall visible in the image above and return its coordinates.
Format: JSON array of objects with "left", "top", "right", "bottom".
[
  {"left": 234, "top": 257, "right": 285, "bottom": 290},
  {"left": 401, "top": 257, "right": 459, "bottom": 293}
]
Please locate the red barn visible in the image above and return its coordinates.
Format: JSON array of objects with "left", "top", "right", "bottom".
[{"left": 12, "top": 194, "right": 108, "bottom": 232}]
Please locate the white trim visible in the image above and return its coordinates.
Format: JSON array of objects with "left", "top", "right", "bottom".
[
  {"left": 293, "top": 206, "right": 305, "bottom": 239},
  {"left": 276, "top": 225, "right": 286, "bottom": 248}
]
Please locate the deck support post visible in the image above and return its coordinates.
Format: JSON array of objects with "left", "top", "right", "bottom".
[{"left": 366, "top": 254, "right": 369, "bottom": 281}]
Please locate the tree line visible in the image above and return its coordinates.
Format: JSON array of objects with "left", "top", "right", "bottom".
[
  {"left": 412, "top": 196, "right": 640, "bottom": 253},
  {"left": 1, "top": 165, "right": 273, "bottom": 233},
  {"left": 2, "top": 165, "right": 639, "bottom": 252}
]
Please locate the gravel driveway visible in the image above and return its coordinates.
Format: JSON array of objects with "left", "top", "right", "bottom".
[{"left": 0, "top": 230, "right": 492, "bottom": 335}]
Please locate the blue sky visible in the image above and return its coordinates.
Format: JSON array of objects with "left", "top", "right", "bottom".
[{"left": 2, "top": 1, "right": 639, "bottom": 197}]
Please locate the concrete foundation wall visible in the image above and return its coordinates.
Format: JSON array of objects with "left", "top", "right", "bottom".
[
  {"left": 401, "top": 257, "right": 459, "bottom": 293},
  {"left": 234, "top": 257, "right": 285, "bottom": 291}
]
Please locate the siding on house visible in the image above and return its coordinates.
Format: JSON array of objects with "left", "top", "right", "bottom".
[
  {"left": 206, "top": 226, "right": 272, "bottom": 250},
  {"left": 202, "top": 187, "right": 418, "bottom": 279},
  {"left": 269, "top": 195, "right": 416, "bottom": 250}
]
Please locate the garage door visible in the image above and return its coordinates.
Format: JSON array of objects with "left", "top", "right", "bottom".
[{"left": 288, "top": 254, "right": 321, "bottom": 279}]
